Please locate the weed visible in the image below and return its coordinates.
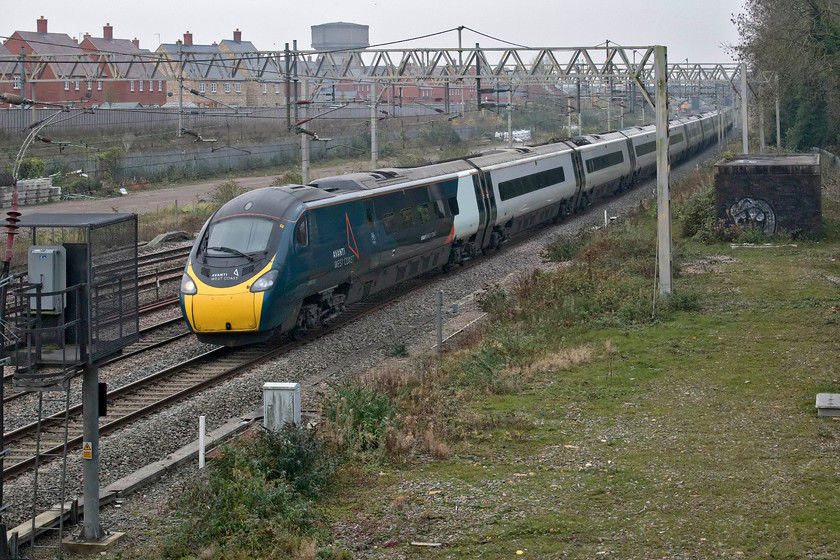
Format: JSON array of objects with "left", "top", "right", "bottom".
[
  {"left": 321, "top": 383, "right": 395, "bottom": 451},
  {"left": 386, "top": 342, "right": 408, "bottom": 358}
]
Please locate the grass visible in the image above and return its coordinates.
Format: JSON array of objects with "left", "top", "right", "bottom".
[
  {"left": 133, "top": 158, "right": 840, "bottom": 559},
  {"left": 317, "top": 165, "right": 840, "bottom": 558}
]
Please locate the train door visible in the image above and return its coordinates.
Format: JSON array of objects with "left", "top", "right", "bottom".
[
  {"left": 569, "top": 148, "right": 586, "bottom": 210},
  {"left": 472, "top": 171, "right": 497, "bottom": 251}
]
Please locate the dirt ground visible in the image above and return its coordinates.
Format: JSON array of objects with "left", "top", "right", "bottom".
[{"left": 18, "top": 161, "right": 368, "bottom": 216}]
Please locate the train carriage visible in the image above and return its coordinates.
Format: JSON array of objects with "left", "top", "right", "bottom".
[{"left": 181, "top": 108, "right": 733, "bottom": 346}]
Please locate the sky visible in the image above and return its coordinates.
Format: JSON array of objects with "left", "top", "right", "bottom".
[{"left": 3, "top": 0, "right": 746, "bottom": 63}]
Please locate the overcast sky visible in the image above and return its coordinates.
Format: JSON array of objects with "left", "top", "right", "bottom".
[{"left": 3, "top": 0, "right": 746, "bottom": 63}]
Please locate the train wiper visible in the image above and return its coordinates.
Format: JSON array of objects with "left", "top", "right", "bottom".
[{"left": 206, "top": 246, "right": 255, "bottom": 261}]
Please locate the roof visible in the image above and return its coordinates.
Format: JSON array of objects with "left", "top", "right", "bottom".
[
  {"left": 11, "top": 31, "right": 94, "bottom": 78},
  {"left": 17, "top": 212, "right": 136, "bottom": 228},
  {"left": 83, "top": 37, "right": 164, "bottom": 79},
  {"left": 156, "top": 43, "right": 227, "bottom": 79},
  {"left": 0, "top": 43, "right": 13, "bottom": 76},
  {"left": 97, "top": 102, "right": 144, "bottom": 109}
]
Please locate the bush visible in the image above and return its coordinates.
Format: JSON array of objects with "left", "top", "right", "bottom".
[
  {"left": 211, "top": 179, "right": 245, "bottom": 206},
  {"left": 251, "top": 424, "right": 336, "bottom": 498},
  {"left": 96, "top": 147, "right": 125, "bottom": 186},
  {"left": 677, "top": 186, "right": 716, "bottom": 240},
  {"left": 17, "top": 157, "right": 46, "bottom": 179},
  {"left": 271, "top": 170, "right": 303, "bottom": 186},
  {"left": 161, "top": 423, "right": 342, "bottom": 558}
]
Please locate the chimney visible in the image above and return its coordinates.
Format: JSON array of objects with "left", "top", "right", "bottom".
[
  {"left": 103, "top": 23, "right": 113, "bottom": 40},
  {"left": 36, "top": 16, "right": 48, "bottom": 34},
  {"left": 233, "top": 28, "right": 241, "bottom": 42},
  {"left": 132, "top": 38, "right": 140, "bottom": 48},
  {"left": 83, "top": 32, "right": 91, "bottom": 40},
  {"left": 183, "top": 31, "right": 193, "bottom": 46}
]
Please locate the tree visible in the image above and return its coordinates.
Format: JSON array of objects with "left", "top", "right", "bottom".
[{"left": 732, "top": 0, "right": 840, "bottom": 150}]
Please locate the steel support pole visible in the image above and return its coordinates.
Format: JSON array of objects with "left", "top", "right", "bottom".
[
  {"left": 371, "top": 84, "right": 378, "bottom": 169},
  {"left": 506, "top": 97, "right": 513, "bottom": 149},
  {"left": 741, "top": 62, "right": 749, "bottom": 153},
  {"left": 654, "top": 45, "right": 672, "bottom": 297},
  {"left": 79, "top": 363, "right": 103, "bottom": 542},
  {"left": 759, "top": 83, "right": 765, "bottom": 154},
  {"left": 301, "top": 77, "right": 310, "bottom": 184},
  {"left": 177, "top": 43, "right": 183, "bottom": 137},
  {"left": 436, "top": 290, "right": 443, "bottom": 355},
  {"left": 775, "top": 76, "right": 781, "bottom": 152}
]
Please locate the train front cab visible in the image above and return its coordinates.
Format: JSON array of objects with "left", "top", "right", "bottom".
[{"left": 180, "top": 188, "right": 312, "bottom": 346}]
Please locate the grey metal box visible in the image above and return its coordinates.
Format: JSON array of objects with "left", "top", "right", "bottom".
[
  {"left": 27, "top": 245, "right": 66, "bottom": 312},
  {"left": 263, "top": 382, "right": 301, "bottom": 430}
]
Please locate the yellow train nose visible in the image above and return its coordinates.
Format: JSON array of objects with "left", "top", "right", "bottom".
[{"left": 189, "top": 291, "right": 259, "bottom": 332}]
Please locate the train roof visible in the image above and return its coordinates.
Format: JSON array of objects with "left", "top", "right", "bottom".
[
  {"left": 214, "top": 185, "right": 334, "bottom": 221},
  {"left": 309, "top": 159, "right": 477, "bottom": 194}
]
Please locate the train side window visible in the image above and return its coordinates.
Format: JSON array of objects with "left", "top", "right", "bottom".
[
  {"left": 417, "top": 203, "right": 431, "bottom": 224},
  {"left": 382, "top": 212, "right": 396, "bottom": 234},
  {"left": 400, "top": 207, "right": 416, "bottom": 228},
  {"left": 432, "top": 199, "right": 446, "bottom": 218},
  {"left": 295, "top": 216, "right": 308, "bottom": 247},
  {"left": 366, "top": 207, "right": 375, "bottom": 224},
  {"left": 448, "top": 196, "right": 459, "bottom": 216}
]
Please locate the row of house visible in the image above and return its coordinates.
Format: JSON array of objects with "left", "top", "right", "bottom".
[{"left": 0, "top": 18, "right": 484, "bottom": 111}]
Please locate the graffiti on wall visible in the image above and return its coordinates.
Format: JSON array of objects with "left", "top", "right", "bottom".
[{"left": 728, "top": 198, "right": 777, "bottom": 234}]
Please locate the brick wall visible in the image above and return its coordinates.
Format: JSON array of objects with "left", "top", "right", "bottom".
[{"left": 714, "top": 154, "right": 822, "bottom": 237}]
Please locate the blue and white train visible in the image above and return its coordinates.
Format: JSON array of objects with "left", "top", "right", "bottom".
[{"left": 180, "top": 109, "right": 732, "bottom": 346}]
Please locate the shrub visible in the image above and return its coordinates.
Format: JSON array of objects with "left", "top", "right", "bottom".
[
  {"left": 211, "top": 179, "right": 244, "bottom": 206},
  {"left": 677, "top": 186, "right": 716, "bottom": 240},
  {"left": 17, "top": 157, "right": 46, "bottom": 179},
  {"left": 96, "top": 147, "right": 125, "bottom": 186},
  {"left": 161, "top": 423, "right": 341, "bottom": 558},
  {"left": 271, "top": 170, "right": 303, "bottom": 186},
  {"left": 251, "top": 424, "right": 336, "bottom": 498}
]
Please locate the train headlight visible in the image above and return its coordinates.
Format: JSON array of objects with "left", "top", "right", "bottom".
[
  {"left": 180, "top": 273, "right": 197, "bottom": 295},
  {"left": 250, "top": 269, "right": 279, "bottom": 293}
]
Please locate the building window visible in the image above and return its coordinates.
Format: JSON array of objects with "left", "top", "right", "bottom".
[
  {"left": 262, "top": 83, "right": 267, "bottom": 94},
  {"left": 235, "top": 83, "right": 241, "bottom": 93},
  {"left": 149, "top": 81, "right": 153, "bottom": 91},
  {"left": 158, "top": 80, "right": 163, "bottom": 91},
  {"left": 224, "top": 83, "right": 230, "bottom": 93},
  {"left": 64, "top": 81, "right": 70, "bottom": 91},
  {"left": 87, "top": 81, "right": 92, "bottom": 91},
  {"left": 199, "top": 83, "right": 206, "bottom": 93},
  {"left": 275, "top": 83, "right": 280, "bottom": 94},
  {"left": 97, "top": 81, "right": 102, "bottom": 90},
  {"left": 13, "top": 76, "right": 21, "bottom": 90},
  {"left": 75, "top": 80, "right": 80, "bottom": 91},
  {"left": 211, "top": 83, "right": 217, "bottom": 93},
  {"left": 130, "top": 80, "right": 135, "bottom": 92},
  {"left": 139, "top": 80, "right": 144, "bottom": 92}
]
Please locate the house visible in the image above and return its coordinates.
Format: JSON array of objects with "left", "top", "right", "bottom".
[
  {"left": 218, "top": 29, "right": 286, "bottom": 107},
  {"left": 79, "top": 24, "right": 167, "bottom": 106},
  {"left": 0, "top": 43, "right": 16, "bottom": 108},
  {"left": 157, "top": 31, "right": 271, "bottom": 109},
  {"left": 3, "top": 16, "right": 96, "bottom": 106}
]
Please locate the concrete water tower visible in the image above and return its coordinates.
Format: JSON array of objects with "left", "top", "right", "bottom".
[{"left": 311, "top": 22, "right": 369, "bottom": 67}]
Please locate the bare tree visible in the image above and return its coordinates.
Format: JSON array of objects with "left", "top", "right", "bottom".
[{"left": 732, "top": 0, "right": 840, "bottom": 150}]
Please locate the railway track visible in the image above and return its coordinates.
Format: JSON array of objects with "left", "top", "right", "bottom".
[
  {"left": 0, "top": 297, "right": 383, "bottom": 479},
  {"left": 0, "top": 203, "right": 602, "bottom": 481},
  {"left": 1, "top": 298, "right": 184, "bottom": 404}
]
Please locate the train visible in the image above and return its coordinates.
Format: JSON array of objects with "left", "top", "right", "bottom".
[{"left": 180, "top": 109, "right": 733, "bottom": 346}]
